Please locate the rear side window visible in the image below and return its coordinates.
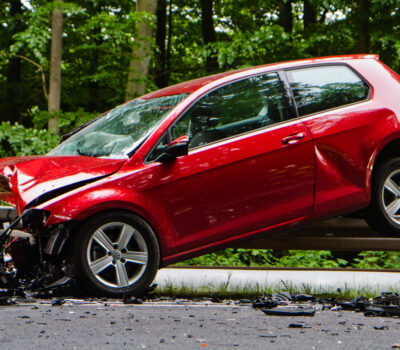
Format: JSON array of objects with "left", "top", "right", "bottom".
[{"left": 286, "top": 65, "right": 369, "bottom": 117}]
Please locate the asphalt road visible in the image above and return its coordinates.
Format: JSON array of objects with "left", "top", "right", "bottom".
[{"left": 0, "top": 299, "right": 399, "bottom": 349}]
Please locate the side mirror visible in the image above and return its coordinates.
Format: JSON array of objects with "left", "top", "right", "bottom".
[{"left": 155, "top": 135, "right": 189, "bottom": 163}]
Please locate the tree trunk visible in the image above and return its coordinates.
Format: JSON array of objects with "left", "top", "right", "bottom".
[
  {"left": 5, "top": 0, "right": 23, "bottom": 123},
  {"left": 126, "top": 0, "right": 159, "bottom": 101},
  {"left": 303, "top": 0, "right": 317, "bottom": 29},
  {"left": 155, "top": 0, "right": 168, "bottom": 88},
  {"left": 354, "top": 0, "right": 370, "bottom": 53},
  {"left": 48, "top": 0, "right": 63, "bottom": 134},
  {"left": 200, "top": 0, "right": 218, "bottom": 72},
  {"left": 278, "top": 1, "right": 293, "bottom": 33}
]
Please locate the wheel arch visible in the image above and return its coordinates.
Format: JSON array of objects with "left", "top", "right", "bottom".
[
  {"left": 370, "top": 136, "right": 400, "bottom": 189},
  {"left": 70, "top": 205, "right": 164, "bottom": 266}
]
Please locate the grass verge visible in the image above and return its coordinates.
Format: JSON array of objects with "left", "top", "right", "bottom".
[{"left": 152, "top": 279, "right": 391, "bottom": 300}]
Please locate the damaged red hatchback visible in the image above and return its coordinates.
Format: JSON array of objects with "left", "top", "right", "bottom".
[{"left": 2, "top": 54, "right": 400, "bottom": 296}]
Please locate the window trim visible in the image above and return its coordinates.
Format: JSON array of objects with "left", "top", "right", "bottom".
[
  {"left": 145, "top": 70, "right": 294, "bottom": 164},
  {"left": 283, "top": 63, "right": 372, "bottom": 118}
]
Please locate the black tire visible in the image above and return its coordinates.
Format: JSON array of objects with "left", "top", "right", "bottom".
[
  {"left": 73, "top": 210, "right": 160, "bottom": 297},
  {"left": 366, "top": 158, "right": 400, "bottom": 235}
]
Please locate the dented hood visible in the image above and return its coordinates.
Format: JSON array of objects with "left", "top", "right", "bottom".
[{"left": 0, "top": 155, "right": 126, "bottom": 209}]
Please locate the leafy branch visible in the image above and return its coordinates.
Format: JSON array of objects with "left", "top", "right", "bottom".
[{"left": 1, "top": 52, "right": 48, "bottom": 100}]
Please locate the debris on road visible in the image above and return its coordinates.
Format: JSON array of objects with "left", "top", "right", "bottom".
[
  {"left": 288, "top": 323, "right": 304, "bottom": 328},
  {"left": 261, "top": 307, "right": 316, "bottom": 317},
  {"left": 252, "top": 295, "right": 278, "bottom": 309},
  {"left": 51, "top": 298, "right": 66, "bottom": 306},
  {"left": 123, "top": 295, "right": 143, "bottom": 304},
  {"left": 252, "top": 291, "right": 400, "bottom": 318}
]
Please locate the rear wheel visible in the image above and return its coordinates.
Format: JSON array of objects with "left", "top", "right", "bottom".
[
  {"left": 366, "top": 158, "right": 400, "bottom": 235},
  {"left": 74, "top": 210, "right": 160, "bottom": 297}
]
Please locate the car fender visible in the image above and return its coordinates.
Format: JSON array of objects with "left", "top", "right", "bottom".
[
  {"left": 367, "top": 129, "right": 400, "bottom": 190},
  {"left": 35, "top": 182, "right": 171, "bottom": 252}
]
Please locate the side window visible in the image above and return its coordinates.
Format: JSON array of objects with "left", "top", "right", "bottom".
[
  {"left": 171, "top": 72, "right": 289, "bottom": 149},
  {"left": 286, "top": 65, "right": 369, "bottom": 117}
]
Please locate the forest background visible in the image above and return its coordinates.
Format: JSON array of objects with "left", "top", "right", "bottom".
[{"left": 1, "top": 0, "right": 399, "bottom": 268}]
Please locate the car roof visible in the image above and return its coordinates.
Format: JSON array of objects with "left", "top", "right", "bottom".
[{"left": 142, "top": 54, "right": 379, "bottom": 100}]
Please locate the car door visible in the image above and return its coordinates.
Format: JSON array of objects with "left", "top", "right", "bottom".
[
  {"left": 285, "top": 64, "right": 372, "bottom": 217},
  {"left": 150, "top": 72, "right": 316, "bottom": 252}
]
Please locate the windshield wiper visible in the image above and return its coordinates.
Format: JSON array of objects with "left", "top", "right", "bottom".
[
  {"left": 60, "top": 113, "right": 106, "bottom": 143},
  {"left": 77, "top": 148, "right": 110, "bottom": 157}
]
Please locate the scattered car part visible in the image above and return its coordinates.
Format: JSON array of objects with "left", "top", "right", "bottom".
[
  {"left": 288, "top": 323, "right": 305, "bottom": 328},
  {"left": 261, "top": 307, "right": 316, "bottom": 317},
  {"left": 252, "top": 296, "right": 278, "bottom": 309},
  {"left": 272, "top": 292, "right": 292, "bottom": 302},
  {"left": 364, "top": 305, "right": 400, "bottom": 317},
  {"left": 123, "top": 295, "right": 143, "bottom": 304},
  {"left": 51, "top": 297, "right": 66, "bottom": 306}
]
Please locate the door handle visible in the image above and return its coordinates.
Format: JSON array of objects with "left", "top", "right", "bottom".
[{"left": 281, "top": 132, "right": 306, "bottom": 145}]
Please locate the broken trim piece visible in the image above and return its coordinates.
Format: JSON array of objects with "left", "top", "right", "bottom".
[
  {"left": 261, "top": 308, "right": 316, "bottom": 316},
  {"left": 0, "top": 209, "right": 32, "bottom": 246}
]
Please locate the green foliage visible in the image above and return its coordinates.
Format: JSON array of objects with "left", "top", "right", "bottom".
[
  {"left": 278, "top": 250, "right": 348, "bottom": 268},
  {"left": 176, "top": 248, "right": 276, "bottom": 267},
  {"left": 0, "top": 122, "right": 58, "bottom": 157},
  {"left": 9, "top": 2, "right": 52, "bottom": 66},
  {"left": 26, "top": 107, "right": 97, "bottom": 135},
  {"left": 180, "top": 249, "right": 400, "bottom": 270},
  {"left": 352, "top": 251, "right": 400, "bottom": 269}
]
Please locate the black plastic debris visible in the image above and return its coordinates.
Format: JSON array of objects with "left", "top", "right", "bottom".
[
  {"left": 272, "top": 292, "right": 292, "bottom": 302},
  {"left": 336, "top": 296, "right": 370, "bottom": 311},
  {"left": 41, "top": 276, "right": 73, "bottom": 291},
  {"left": 252, "top": 295, "right": 278, "bottom": 309},
  {"left": 373, "top": 292, "right": 400, "bottom": 306},
  {"left": 288, "top": 323, "right": 304, "bottom": 328},
  {"left": 329, "top": 293, "right": 400, "bottom": 317},
  {"left": 373, "top": 325, "right": 388, "bottom": 330},
  {"left": 51, "top": 298, "right": 66, "bottom": 306},
  {"left": 0, "top": 296, "right": 16, "bottom": 306},
  {"left": 261, "top": 307, "right": 316, "bottom": 317},
  {"left": 123, "top": 295, "right": 143, "bottom": 304},
  {"left": 364, "top": 305, "right": 400, "bottom": 317},
  {"left": 292, "top": 293, "right": 315, "bottom": 302}
]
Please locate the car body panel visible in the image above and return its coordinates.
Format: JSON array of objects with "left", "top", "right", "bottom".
[
  {"left": 0, "top": 156, "right": 126, "bottom": 212},
  {"left": 153, "top": 120, "right": 315, "bottom": 254}
]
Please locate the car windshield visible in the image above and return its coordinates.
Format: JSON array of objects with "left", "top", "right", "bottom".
[{"left": 49, "top": 94, "right": 188, "bottom": 158}]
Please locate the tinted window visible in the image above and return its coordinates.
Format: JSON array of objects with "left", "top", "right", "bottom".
[
  {"left": 286, "top": 65, "right": 369, "bottom": 117},
  {"left": 172, "top": 72, "right": 289, "bottom": 149}
]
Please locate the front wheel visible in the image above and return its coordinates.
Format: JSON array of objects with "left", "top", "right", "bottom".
[
  {"left": 366, "top": 158, "right": 400, "bottom": 235},
  {"left": 73, "top": 210, "right": 160, "bottom": 297}
]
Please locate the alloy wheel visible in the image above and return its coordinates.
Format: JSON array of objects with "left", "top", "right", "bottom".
[
  {"left": 382, "top": 169, "right": 400, "bottom": 225},
  {"left": 86, "top": 222, "right": 148, "bottom": 288}
]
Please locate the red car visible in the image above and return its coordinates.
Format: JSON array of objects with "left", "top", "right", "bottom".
[{"left": 1, "top": 54, "right": 400, "bottom": 296}]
